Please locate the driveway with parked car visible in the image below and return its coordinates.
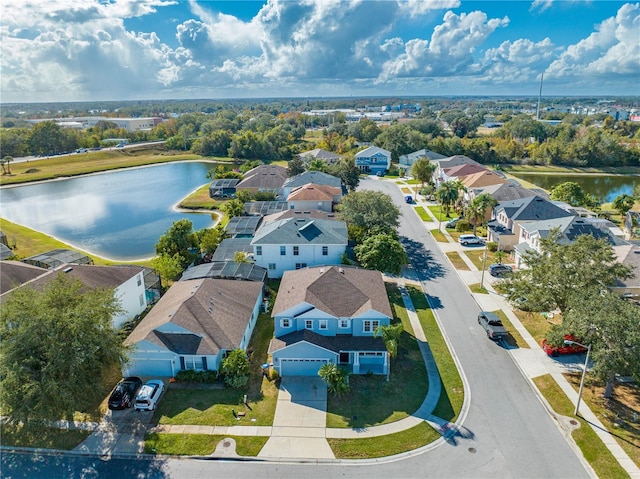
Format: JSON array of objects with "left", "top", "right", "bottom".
[
  {"left": 458, "top": 234, "right": 484, "bottom": 246},
  {"left": 488, "top": 263, "right": 513, "bottom": 277}
]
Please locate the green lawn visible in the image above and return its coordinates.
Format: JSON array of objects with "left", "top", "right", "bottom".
[
  {"left": 493, "top": 309, "right": 529, "bottom": 349},
  {"left": 430, "top": 228, "right": 448, "bottom": 242},
  {"left": 145, "top": 432, "right": 268, "bottom": 456},
  {"left": 533, "top": 375, "right": 629, "bottom": 479},
  {"left": 445, "top": 251, "right": 470, "bottom": 270},
  {"left": 325, "top": 283, "right": 428, "bottom": 428},
  {"left": 408, "top": 287, "right": 464, "bottom": 421},
  {"left": 0, "top": 423, "right": 91, "bottom": 450},
  {"left": 328, "top": 421, "right": 439, "bottom": 459},
  {"left": 414, "top": 206, "right": 432, "bottom": 221}
]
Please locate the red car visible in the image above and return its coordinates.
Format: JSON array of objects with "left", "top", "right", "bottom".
[{"left": 541, "top": 335, "right": 587, "bottom": 357}]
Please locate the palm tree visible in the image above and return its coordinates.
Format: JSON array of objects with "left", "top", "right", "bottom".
[
  {"left": 318, "top": 363, "right": 349, "bottom": 396},
  {"left": 465, "top": 198, "right": 485, "bottom": 236},
  {"left": 0, "top": 156, "right": 12, "bottom": 175},
  {"left": 374, "top": 323, "right": 404, "bottom": 359},
  {"left": 307, "top": 158, "right": 327, "bottom": 172},
  {"left": 435, "top": 181, "right": 459, "bottom": 218}
]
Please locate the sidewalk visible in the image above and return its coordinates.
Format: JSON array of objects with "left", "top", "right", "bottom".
[{"left": 403, "top": 182, "right": 640, "bottom": 478}]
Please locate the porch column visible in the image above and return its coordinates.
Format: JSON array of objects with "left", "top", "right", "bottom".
[{"left": 353, "top": 352, "right": 360, "bottom": 374}]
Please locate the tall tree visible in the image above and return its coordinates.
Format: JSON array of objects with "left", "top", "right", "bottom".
[
  {"left": 374, "top": 323, "right": 404, "bottom": 359},
  {"left": 0, "top": 274, "right": 126, "bottom": 425},
  {"left": 502, "top": 230, "right": 633, "bottom": 314},
  {"left": 465, "top": 193, "right": 497, "bottom": 235},
  {"left": 550, "top": 181, "right": 589, "bottom": 207},
  {"left": 354, "top": 234, "right": 407, "bottom": 275},
  {"left": 287, "top": 156, "right": 306, "bottom": 177},
  {"left": 435, "top": 181, "right": 459, "bottom": 217},
  {"left": 307, "top": 158, "right": 327, "bottom": 172},
  {"left": 338, "top": 190, "right": 400, "bottom": 242},
  {"left": 220, "top": 198, "right": 245, "bottom": 218},
  {"left": 411, "top": 157, "right": 436, "bottom": 187},
  {"left": 220, "top": 349, "right": 250, "bottom": 388},
  {"left": 611, "top": 194, "right": 635, "bottom": 216},
  {"left": 155, "top": 219, "right": 198, "bottom": 268},
  {"left": 327, "top": 156, "right": 360, "bottom": 192}
]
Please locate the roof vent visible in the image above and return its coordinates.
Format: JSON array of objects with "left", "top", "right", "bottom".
[
  {"left": 63, "top": 267, "right": 73, "bottom": 273},
  {"left": 339, "top": 267, "right": 344, "bottom": 274}
]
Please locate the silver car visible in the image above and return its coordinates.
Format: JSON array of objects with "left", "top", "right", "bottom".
[
  {"left": 134, "top": 379, "right": 165, "bottom": 411},
  {"left": 458, "top": 234, "right": 484, "bottom": 246}
]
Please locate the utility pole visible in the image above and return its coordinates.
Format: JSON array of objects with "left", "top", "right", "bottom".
[{"left": 536, "top": 72, "right": 544, "bottom": 121}]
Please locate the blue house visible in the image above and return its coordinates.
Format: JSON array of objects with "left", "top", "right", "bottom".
[
  {"left": 354, "top": 146, "right": 391, "bottom": 174},
  {"left": 268, "top": 266, "right": 393, "bottom": 376}
]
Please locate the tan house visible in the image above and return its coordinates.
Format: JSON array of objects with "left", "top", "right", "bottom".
[
  {"left": 461, "top": 170, "right": 507, "bottom": 189},
  {"left": 286, "top": 183, "right": 342, "bottom": 212}
]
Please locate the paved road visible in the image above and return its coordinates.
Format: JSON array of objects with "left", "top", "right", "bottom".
[{"left": 1, "top": 177, "right": 592, "bottom": 478}]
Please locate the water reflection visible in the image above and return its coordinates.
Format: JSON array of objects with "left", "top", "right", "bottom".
[{"left": 0, "top": 162, "right": 216, "bottom": 261}]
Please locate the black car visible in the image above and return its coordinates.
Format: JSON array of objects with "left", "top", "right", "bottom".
[
  {"left": 488, "top": 263, "right": 513, "bottom": 277},
  {"left": 108, "top": 377, "right": 143, "bottom": 410}
]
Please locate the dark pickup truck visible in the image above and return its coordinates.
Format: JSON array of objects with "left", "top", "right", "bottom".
[{"left": 478, "top": 311, "right": 508, "bottom": 341}]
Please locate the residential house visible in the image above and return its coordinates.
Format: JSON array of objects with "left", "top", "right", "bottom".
[
  {"left": 287, "top": 183, "right": 342, "bottom": 212},
  {"left": 268, "top": 266, "right": 393, "bottom": 376},
  {"left": 513, "top": 216, "right": 626, "bottom": 268},
  {"left": 251, "top": 217, "right": 348, "bottom": 278},
  {"left": 0, "top": 261, "right": 48, "bottom": 295},
  {"left": 467, "top": 182, "right": 543, "bottom": 203},
  {"left": 281, "top": 171, "right": 343, "bottom": 199},
  {"left": 487, "top": 196, "right": 575, "bottom": 251},
  {"left": 460, "top": 170, "right": 507, "bottom": 190},
  {"left": 612, "top": 244, "right": 640, "bottom": 301},
  {"left": 398, "top": 149, "right": 446, "bottom": 175},
  {"left": 298, "top": 148, "right": 340, "bottom": 165},
  {"left": 432, "top": 155, "right": 482, "bottom": 186},
  {"left": 0, "top": 263, "right": 147, "bottom": 328},
  {"left": 123, "top": 278, "right": 263, "bottom": 377},
  {"left": 441, "top": 163, "right": 488, "bottom": 183},
  {"left": 354, "top": 146, "right": 391, "bottom": 174},
  {"left": 235, "top": 164, "right": 288, "bottom": 195}
]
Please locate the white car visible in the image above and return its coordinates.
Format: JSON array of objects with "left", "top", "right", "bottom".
[
  {"left": 134, "top": 379, "right": 165, "bottom": 411},
  {"left": 458, "top": 234, "right": 484, "bottom": 246}
]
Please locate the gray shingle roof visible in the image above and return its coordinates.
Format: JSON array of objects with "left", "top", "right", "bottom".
[
  {"left": 125, "top": 278, "right": 263, "bottom": 355},
  {"left": 272, "top": 266, "right": 393, "bottom": 319},
  {"left": 0, "top": 261, "right": 48, "bottom": 295},
  {"left": 283, "top": 171, "right": 342, "bottom": 190},
  {"left": 496, "top": 196, "right": 575, "bottom": 222},
  {"left": 268, "top": 329, "right": 386, "bottom": 354},
  {"left": 251, "top": 217, "right": 347, "bottom": 246},
  {"left": 236, "top": 164, "right": 288, "bottom": 190}
]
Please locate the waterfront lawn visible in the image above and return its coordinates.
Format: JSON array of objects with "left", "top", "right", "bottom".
[
  {"left": 178, "top": 183, "right": 224, "bottom": 211},
  {"left": 145, "top": 433, "right": 267, "bottom": 456},
  {"left": 325, "top": 283, "right": 428, "bottom": 428}
]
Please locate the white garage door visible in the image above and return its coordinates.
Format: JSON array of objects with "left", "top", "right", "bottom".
[
  {"left": 126, "top": 359, "right": 173, "bottom": 377},
  {"left": 280, "top": 359, "right": 328, "bottom": 376}
]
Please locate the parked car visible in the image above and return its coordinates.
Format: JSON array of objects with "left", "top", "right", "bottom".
[
  {"left": 405, "top": 195, "right": 414, "bottom": 204},
  {"left": 376, "top": 171, "right": 384, "bottom": 177},
  {"left": 477, "top": 311, "right": 509, "bottom": 341},
  {"left": 458, "top": 234, "right": 484, "bottom": 246},
  {"left": 134, "top": 379, "right": 165, "bottom": 411},
  {"left": 488, "top": 263, "right": 513, "bottom": 277},
  {"left": 445, "top": 217, "right": 460, "bottom": 229},
  {"left": 542, "top": 335, "right": 588, "bottom": 357},
  {"left": 108, "top": 377, "right": 143, "bottom": 410}
]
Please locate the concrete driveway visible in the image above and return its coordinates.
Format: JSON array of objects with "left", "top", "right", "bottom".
[{"left": 258, "top": 376, "right": 334, "bottom": 459}]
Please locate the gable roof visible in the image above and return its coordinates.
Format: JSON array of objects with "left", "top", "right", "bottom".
[
  {"left": 299, "top": 148, "right": 340, "bottom": 160},
  {"left": 461, "top": 170, "right": 507, "bottom": 188},
  {"left": 269, "top": 329, "right": 386, "bottom": 355},
  {"left": 472, "top": 182, "right": 544, "bottom": 202},
  {"left": 496, "top": 196, "right": 575, "bottom": 222},
  {"left": 272, "top": 266, "right": 392, "bottom": 319},
  {"left": 0, "top": 261, "right": 48, "bottom": 295},
  {"left": 251, "top": 217, "right": 347, "bottom": 246},
  {"left": 399, "top": 149, "right": 447, "bottom": 162},
  {"left": 236, "top": 164, "right": 288, "bottom": 190},
  {"left": 283, "top": 171, "right": 342, "bottom": 190},
  {"left": 287, "top": 183, "right": 341, "bottom": 202},
  {"left": 355, "top": 146, "right": 391, "bottom": 158},
  {"left": 443, "top": 163, "right": 488, "bottom": 178},
  {"left": 125, "top": 278, "right": 263, "bottom": 355},
  {"left": 433, "top": 155, "right": 481, "bottom": 169}
]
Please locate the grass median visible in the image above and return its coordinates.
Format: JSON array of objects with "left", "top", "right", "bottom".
[{"left": 144, "top": 433, "right": 268, "bottom": 456}]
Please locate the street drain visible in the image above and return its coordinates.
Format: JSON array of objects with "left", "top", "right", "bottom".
[
  {"left": 569, "top": 420, "right": 578, "bottom": 426},
  {"left": 468, "top": 447, "right": 477, "bottom": 453},
  {"left": 223, "top": 441, "right": 231, "bottom": 448}
]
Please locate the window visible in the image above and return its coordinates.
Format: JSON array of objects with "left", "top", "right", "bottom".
[
  {"left": 268, "top": 263, "right": 276, "bottom": 270},
  {"left": 181, "top": 356, "right": 205, "bottom": 371},
  {"left": 322, "top": 246, "right": 328, "bottom": 256},
  {"left": 139, "top": 294, "right": 144, "bottom": 307},
  {"left": 339, "top": 319, "right": 349, "bottom": 329},
  {"left": 293, "top": 246, "right": 299, "bottom": 256},
  {"left": 319, "top": 320, "right": 328, "bottom": 330},
  {"left": 256, "top": 246, "right": 262, "bottom": 256},
  {"left": 305, "top": 320, "right": 313, "bottom": 329},
  {"left": 280, "top": 246, "right": 286, "bottom": 256},
  {"left": 281, "top": 319, "right": 290, "bottom": 328},
  {"left": 137, "top": 274, "right": 142, "bottom": 287},
  {"left": 295, "top": 263, "right": 307, "bottom": 269},
  {"left": 363, "top": 320, "right": 380, "bottom": 333},
  {"left": 359, "top": 352, "right": 383, "bottom": 357}
]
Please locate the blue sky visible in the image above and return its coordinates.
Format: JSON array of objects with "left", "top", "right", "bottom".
[{"left": 1, "top": 1, "right": 638, "bottom": 103}]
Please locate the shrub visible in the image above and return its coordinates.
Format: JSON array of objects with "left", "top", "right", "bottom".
[
  {"left": 268, "top": 368, "right": 279, "bottom": 382},
  {"left": 174, "top": 369, "right": 219, "bottom": 384},
  {"left": 486, "top": 241, "right": 498, "bottom": 252},
  {"left": 455, "top": 219, "right": 470, "bottom": 232}
]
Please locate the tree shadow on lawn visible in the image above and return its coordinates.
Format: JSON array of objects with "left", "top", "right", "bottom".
[{"left": 400, "top": 237, "right": 447, "bottom": 281}]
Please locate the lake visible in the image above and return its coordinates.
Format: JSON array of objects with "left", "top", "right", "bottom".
[
  {"left": 508, "top": 173, "right": 639, "bottom": 203},
  {"left": 0, "top": 162, "right": 216, "bottom": 261}
]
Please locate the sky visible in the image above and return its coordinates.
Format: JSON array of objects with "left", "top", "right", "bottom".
[{"left": 1, "top": 0, "right": 639, "bottom": 103}]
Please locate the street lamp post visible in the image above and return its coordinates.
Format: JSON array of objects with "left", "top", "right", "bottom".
[
  {"left": 480, "top": 243, "right": 488, "bottom": 289},
  {"left": 564, "top": 339, "right": 592, "bottom": 416}
]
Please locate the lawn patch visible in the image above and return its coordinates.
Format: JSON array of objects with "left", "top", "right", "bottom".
[
  {"left": 533, "top": 374, "right": 629, "bottom": 479},
  {"left": 325, "top": 283, "right": 427, "bottom": 428},
  {"left": 493, "top": 310, "right": 528, "bottom": 349},
  {"left": 446, "top": 251, "right": 470, "bottom": 270},
  {"left": 414, "top": 206, "right": 432, "bottom": 221},
  {"left": 0, "top": 423, "right": 91, "bottom": 450},
  {"left": 430, "top": 229, "right": 447, "bottom": 242},
  {"left": 145, "top": 432, "right": 267, "bottom": 456},
  {"left": 328, "top": 421, "right": 439, "bottom": 458},
  {"left": 408, "top": 287, "right": 464, "bottom": 422},
  {"left": 468, "top": 283, "right": 488, "bottom": 294}
]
